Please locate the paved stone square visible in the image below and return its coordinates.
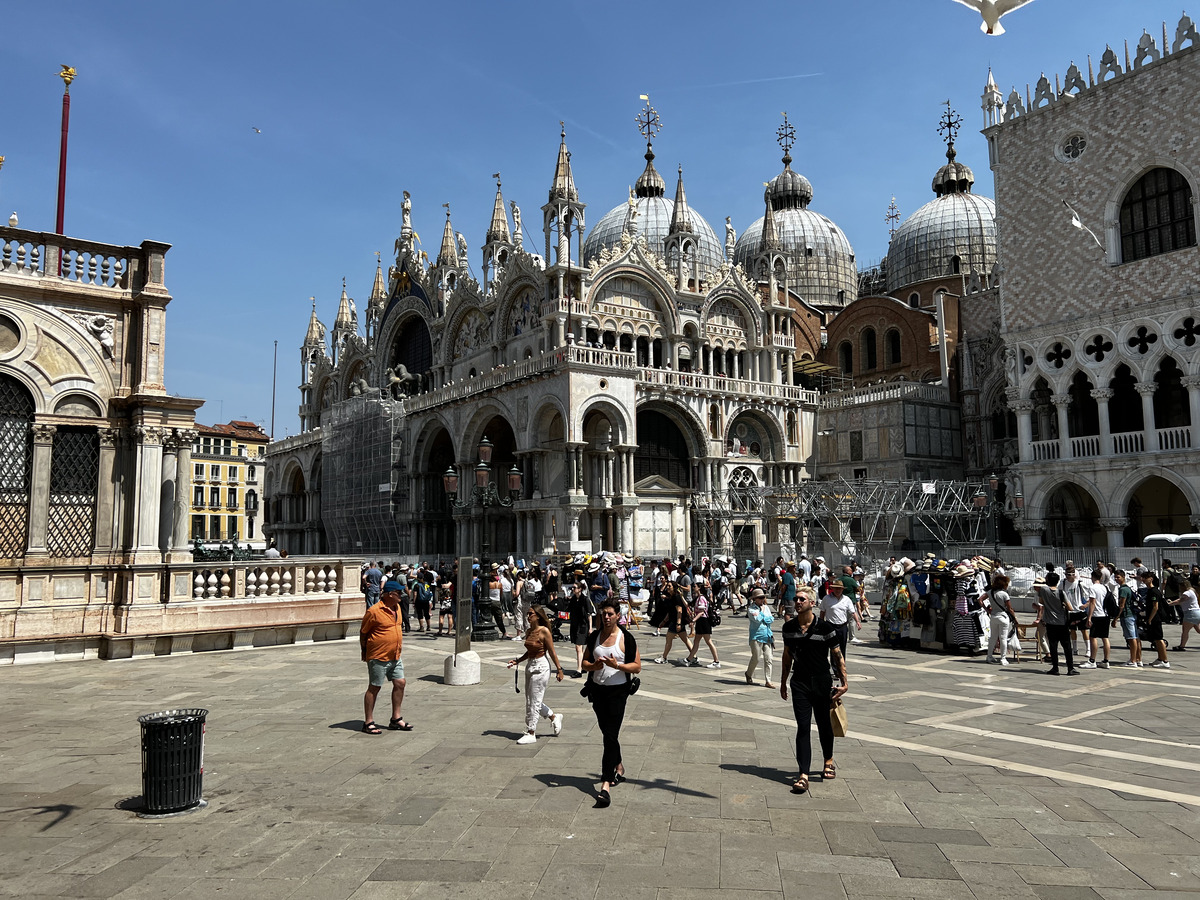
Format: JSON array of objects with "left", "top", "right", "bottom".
[{"left": 4, "top": 617, "right": 1200, "bottom": 899}]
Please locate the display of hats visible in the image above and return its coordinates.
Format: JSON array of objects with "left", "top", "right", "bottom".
[
  {"left": 952, "top": 562, "right": 974, "bottom": 577},
  {"left": 899, "top": 557, "right": 916, "bottom": 574},
  {"left": 888, "top": 561, "right": 904, "bottom": 578}
]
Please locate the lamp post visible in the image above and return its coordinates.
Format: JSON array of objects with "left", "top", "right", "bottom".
[
  {"left": 443, "top": 436, "right": 522, "bottom": 642},
  {"left": 973, "top": 473, "right": 1023, "bottom": 559}
]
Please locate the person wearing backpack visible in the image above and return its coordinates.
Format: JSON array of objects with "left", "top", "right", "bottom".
[{"left": 1081, "top": 569, "right": 1112, "bottom": 669}]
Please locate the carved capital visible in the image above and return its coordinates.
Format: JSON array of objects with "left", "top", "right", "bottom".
[
  {"left": 1050, "top": 393, "right": 1071, "bottom": 407},
  {"left": 134, "top": 424, "right": 165, "bottom": 445},
  {"left": 1181, "top": 375, "right": 1200, "bottom": 389},
  {"left": 98, "top": 426, "right": 124, "bottom": 447},
  {"left": 1135, "top": 382, "right": 1158, "bottom": 396},
  {"left": 176, "top": 428, "right": 200, "bottom": 445},
  {"left": 31, "top": 423, "right": 57, "bottom": 445},
  {"left": 1098, "top": 517, "right": 1129, "bottom": 530},
  {"left": 1017, "top": 519, "right": 1045, "bottom": 536},
  {"left": 1009, "top": 399, "right": 1035, "bottom": 413},
  {"left": 1089, "top": 389, "right": 1114, "bottom": 401}
]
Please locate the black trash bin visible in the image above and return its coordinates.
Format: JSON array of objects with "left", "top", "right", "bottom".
[{"left": 137, "top": 708, "right": 207, "bottom": 815}]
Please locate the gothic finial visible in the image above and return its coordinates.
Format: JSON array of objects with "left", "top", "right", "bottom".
[
  {"left": 776, "top": 111, "right": 796, "bottom": 165},
  {"left": 937, "top": 100, "right": 963, "bottom": 159},
  {"left": 886, "top": 196, "right": 901, "bottom": 238}
]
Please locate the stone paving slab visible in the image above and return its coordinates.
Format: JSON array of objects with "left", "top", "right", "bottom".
[{"left": 4, "top": 615, "right": 1200, "bottom": 897}]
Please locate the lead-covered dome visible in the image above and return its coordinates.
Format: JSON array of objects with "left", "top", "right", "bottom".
[
  {"left": 885, "top": 143, "right": 996, "bottom": 293},
  {"left": 582, "top": 147, "right": 724, "bottom": 273},
  {"left": 732, "top": 151, "right": 857, "bottom": 310}
]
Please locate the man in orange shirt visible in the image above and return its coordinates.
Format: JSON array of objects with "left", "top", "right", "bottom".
[{"left": 360, "top": 580, "right": 413, "bottom": 734}]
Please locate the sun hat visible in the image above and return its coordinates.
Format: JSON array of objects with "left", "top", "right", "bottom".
[
  {"left": 952, "top": 562, "right": 974, "bottom": 577},
  {"left": 588, "top": 562, "right": 600, "bottom": 573}
]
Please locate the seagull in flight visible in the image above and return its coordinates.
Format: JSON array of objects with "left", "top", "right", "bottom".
[
  {"left": 251, "top": 126, "right": 262, "bottom": 134},
  {"left": 951, "top": 0, "right": 1036, "bottom": 35}
]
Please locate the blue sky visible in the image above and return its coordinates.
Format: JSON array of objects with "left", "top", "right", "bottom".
[{"left": 2, "top": 0, "right": 1190, "bottom": 435}]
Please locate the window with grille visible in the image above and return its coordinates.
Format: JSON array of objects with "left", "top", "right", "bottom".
[
  {"left": 1120, "top": 168, "right": 1196, "bottom": 262},
  {"left": 0, "top": 374, "right": 34, "bottom": 557},
  {"left": 46, "top": 427, "right": 99, "bottom": 557}
]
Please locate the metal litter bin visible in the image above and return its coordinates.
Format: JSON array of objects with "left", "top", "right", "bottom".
[{"left": 137, "top": 708, "right": 207, "bottom": 815}]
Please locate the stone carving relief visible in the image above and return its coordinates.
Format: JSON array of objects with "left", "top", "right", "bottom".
[
  {"left": 509, "top": 289, "right": 541, "bottom": 336},
  {"left": 452, "top": 308, "right": 490, "bottom": 361},
  {"left": 707, "top": 299, "right": 748, "bottom": 343}
]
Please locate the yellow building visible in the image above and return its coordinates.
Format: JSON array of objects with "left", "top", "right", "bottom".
[{"left": 189, "top": 421, "right": 270, "bottom": 549}]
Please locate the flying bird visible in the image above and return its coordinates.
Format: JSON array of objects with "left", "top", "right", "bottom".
[
  {"left": 251, "top": 126, "right": 262, "bottom": 133},
  {"left": 950, "top": 0, "right": 1036, "bottom": 35}
]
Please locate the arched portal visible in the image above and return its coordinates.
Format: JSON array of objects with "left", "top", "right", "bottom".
[
  {"left": 421, "top": 427, "right": 457, "bottom": 556},
  {"left": 387, "top": 317, "right": 433, "bottom": 395},
  {"left": 634, "top": 410, "right": 692, "bottom": 488},
  {"left": 470, "top": 416, "right": 519, "bottom": 560},
  {"left": 1124, "top": 475, "right": 1193, "bottom": 544},
  {"left": 1043, "top": 481, "right": 1101, "bottom": 548}
]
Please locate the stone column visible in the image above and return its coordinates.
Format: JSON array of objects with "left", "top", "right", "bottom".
[
  {"left": 160, "top": 433, "right": 180, "bottom": 552},
  {"left": 1090, "top": 389, "right": 1113, "bottom": 456},
  {"left": 1098, "top": 517, "right": 1129, "bottom": 552},
  {"left": 1008, "top": 399, "right": 1033, "bottom": 462},
  {"left": 1136, "top": 382, "right": 1158, "bottom": 452},
  {"left": 172, "top": 429, "right": 198, "bottom": 552},
  {"left": 133, "top": 426, "right": 165, "bottom": 554},
  {"left": 25, "top": 424, "right": 57, "bottom": 554},
  {"left": 93, "top": 427, "right": 122, "bottom": 553},
  {"left": 1183, "top": 376, "right": 1200, "bottom": 449},
  {"left": 1051, "top": 393, "right": 1071, "bottom": 459},
  {"left": 1018, "top": 519, "right": 1045, "bottom": 547}
]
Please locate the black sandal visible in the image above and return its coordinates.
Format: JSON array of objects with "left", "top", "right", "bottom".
[
  {"left": 362, "top": 722, "right": 382, "bottom": 735},
  {"left": 594, "top": 789, "right": 611, "bottom": 808},
  {"left": 388, "top": 718, "right": 414, "bottom": 731}
]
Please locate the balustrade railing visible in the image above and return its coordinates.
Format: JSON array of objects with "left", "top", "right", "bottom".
[
  {"left": 190, "top": 558, "right": 347, "bottom": 600},
  {"left": 636, "top": 367, "right": 819, "bottom": 404},
  {"left": 1031, "top": 439, "right": 1061, "bottom": 461},
  {"left": 0, "top": 226, "right": 156, "bottom": 291},
  {"left": 819, "top": 381, "right": 950, "bottom": 409},
  {"left": 1069, "top": 435, "right": 1100, "bottom": 458},
  {"left": 1157, "top": 425, "right": 1192, "bottom": 451},
  {"left": 1111, "top": 431, "right": 1144, "bottom": 455}
]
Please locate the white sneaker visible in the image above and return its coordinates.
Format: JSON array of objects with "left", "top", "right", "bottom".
[
  {"left": 552, "top": 713, "right": 563, "bottom": 736},
  {"left": 1080, "top": 660, "right": 1097, "bottom": 669},
  {"left": 1151, "top": 660, "right": 1171, "bottom": 669},
  {"left": 999, "top": 658, "right": 1009, "bottom": 666},
  {"left": 850, "top": 637, "right": 864, "bottom": 644},
  {"left": 516, "top": 733, "right": 537, "bottom": 744},
  {"left": 1098, "top": 660, "right": 1109, "bottom": 669},
  {"left": 652, "top": 657, "right": 667, "bottom": 664},
  {"left": 706, "top": 661, "right": 721, "bottom": 669},
  {"left": 1122, "top": 661, "right": 1138, "bottom": 667},
  {"left": 1136, "top": 661, "right": 1144, "bottom": 667}
]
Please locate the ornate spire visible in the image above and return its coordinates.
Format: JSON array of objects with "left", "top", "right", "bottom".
[
  {"left": 548, "top": 124, "right": 578, "bottom": 202},
  {"left": 437, "top": 203, "right": 458, "bottom": 267},
  {"left": 766, "top": 112, "right": 812, "bottom": 211},
  {"left": 634, "top": 95, "right": 665, "bottom": 198},
  {"left": 303, "top": 296, "right": 325, "bottom": 348},
  {"left": 759, "top": 194, "right": 781, "bottom": 255},
  {"left": 486, "top": 173, "right": 511, "bottom": 244},
  {"left": 933, "top": 101, "right": 974, "bottom": 196},
  {"left": 669, "top": 165, "right": 693, "bottom": 235},
  {"left": 886, "top": 197, "right": 901, "bottom": 238},
  {"left": 334, "top": 277, "right": 355, "bottom": 330},
  {"left": 369, "top": 254, "right": 387, "bottom": 307}
]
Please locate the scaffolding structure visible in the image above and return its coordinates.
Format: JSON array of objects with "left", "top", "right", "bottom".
[
  {"left": 694, "top": 476, "right": 991, "bottom": 555},
  {"left": 321, "top": 392, "right": 403, "bottom": 556}
]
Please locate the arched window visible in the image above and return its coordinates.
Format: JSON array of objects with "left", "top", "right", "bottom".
[
  {"left": 838, "top": 341, "right": 853, "bottom": 375},
  {"left": 885, "top": 329, "right": 902, "bottom": 366},
  {"left": 950, "top": 255, "right": 961, "bottom": 275},
  {"left": 908, "top": 292, "right": 920, "bottom": 308},
  {"left": 0, "top": 373, "right": 34, "bottom": 557},
  {"left": 786, "top": 411, "right": 798, "bottom": 444},
  {"left": 1120, "top": 167, "right": 1196, "bottom": 262},
  {"left": 861, "top": 328, "right": 878, "bottom": 371}
]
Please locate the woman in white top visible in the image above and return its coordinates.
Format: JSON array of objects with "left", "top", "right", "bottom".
[
  {"left": 986, "top": 575, "right": 1016, "bottom": 666},
  {"left": 581, "top": 597, "right": 642, "bottom": 809},
  {"left": 1170, "top": 572, "right": 1200, "bottom": 650}
]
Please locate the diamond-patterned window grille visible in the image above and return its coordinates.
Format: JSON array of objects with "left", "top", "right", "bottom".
[
  {"left": 0, "top": 374, "right": 34, "bottom": 557},
  {"left": 46, "top": 426, "right": 99, "bottom": 558}
]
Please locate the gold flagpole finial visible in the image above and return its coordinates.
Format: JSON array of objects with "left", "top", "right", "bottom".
[{"left": 59, "top": 65, "right": 76, "bottom": 90}]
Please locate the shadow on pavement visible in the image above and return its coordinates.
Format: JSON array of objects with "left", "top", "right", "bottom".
[
  {"left": 7, "top": 802, "right": 79, "bottom": 830},
  {"left": 328, "top": 720, "right": 369, "bottom": 731},
  {"left": 532, "top": 772, "right": 598, "bottom": 797},
  {"left": 481, "top": 728, "right": 524, "bottom": 741},
  {"left": 720, "top": 762, "right": 793, "bottom": 786}
]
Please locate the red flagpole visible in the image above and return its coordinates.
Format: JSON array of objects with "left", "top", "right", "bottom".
[{"left": 55, "top": 66, "right": 75, "bottom": 236}]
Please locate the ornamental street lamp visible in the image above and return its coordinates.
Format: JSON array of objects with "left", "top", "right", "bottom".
[
  {"left": 973, "top": 473, "right": 1023, "bottom": 559},
  {"left": 443, "top": 435, "right": 522, "bottom": 642}
]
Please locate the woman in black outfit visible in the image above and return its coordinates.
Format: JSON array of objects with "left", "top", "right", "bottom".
[
  {"left": 780, "top": 590, "right": 848, "bottom": 794},
  {"left": 581, "top": 597, "right": 642, "bottom": 808}
]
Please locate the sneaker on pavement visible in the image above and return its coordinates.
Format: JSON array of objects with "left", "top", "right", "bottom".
[
  {"left": 1080, "top": 660, "right": 1097, "bottom": 669},
  {"left": 1151, "top": 660, "right": 1171, "bottom": 668},
  {"left": 552, "top": 713, "right": 563, "bottom": 736},
  {"left": 706, "top": 661, "right": 721, "bottom": 669},
  {"left": 1122, "top": 661, "right": 1138, "bottom": 667},
  {"left": 999, "top": 657, "right": 1009, "bottom": 666},
  {"left": 652, "top": 657, "right": 667, "bottom": 664},
  {"left": 850, "top": 637, "right": 864, "bottom": 644},
  {"left": 516, "top": 733, "right": 537, "bottom": 744},
  {"left": 1098, "top": 660, "right": 1110, "bottom": 669},
  {"left": 686, "top": 657, "right": 700, "bottom": 667}
]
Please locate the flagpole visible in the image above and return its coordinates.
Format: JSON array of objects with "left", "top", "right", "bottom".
[
  {"left": 55, "top": 66, "right": 75, "bottom": 236},
  {"left": 270, "top": 339, "right": 278, "bottom": 440}
]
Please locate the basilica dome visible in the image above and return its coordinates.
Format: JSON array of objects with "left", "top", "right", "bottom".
[
  {"left": 732, "top": 153, "right": 858, "bottom": 310},
  {"left": 582, "top": 147, "right": 725, "bottom": 274},
  {"left": 885, "top": 144, "right": 997, "bottom": 294}
]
